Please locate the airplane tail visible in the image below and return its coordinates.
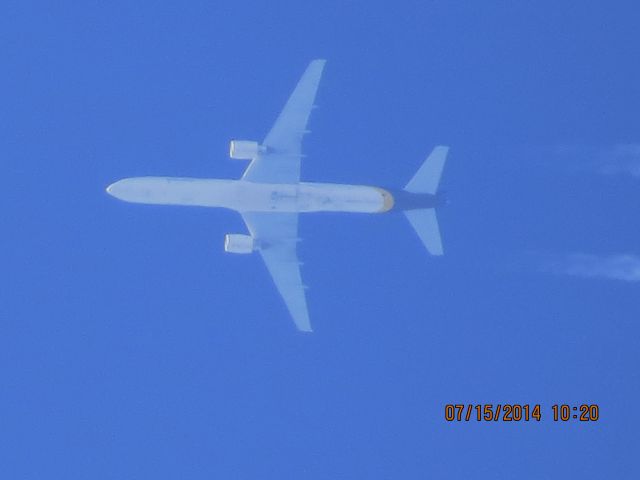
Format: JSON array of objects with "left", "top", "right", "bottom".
[{"left": 402, "top": 146, "right": 449, "bottom": 256}]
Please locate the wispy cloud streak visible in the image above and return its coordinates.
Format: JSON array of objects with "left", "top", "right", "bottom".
[
  {"left": 544, "top": 253, "right": 640, "bottom": 282},
  {"left": 555, "top": 144, "right": 640, "bottom": 178},
  {"left": 595, "top": 144, "right": 640, "bottom": 178}
]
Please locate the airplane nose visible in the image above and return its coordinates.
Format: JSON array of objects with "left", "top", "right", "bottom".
[{"left": 106, "top": 181, "right": 123, "bottom": 197}]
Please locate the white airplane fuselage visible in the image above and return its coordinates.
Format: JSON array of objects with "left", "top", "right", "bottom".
[{"left": 106, "top": 177, "right": 395, "bottom": 213}]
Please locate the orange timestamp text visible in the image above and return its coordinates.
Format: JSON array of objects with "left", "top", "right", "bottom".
[{"left": 444, "top": 404, "right": 600, "bottom": 422}]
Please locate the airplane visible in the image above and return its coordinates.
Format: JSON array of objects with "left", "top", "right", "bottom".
[{"left": 106, "top": 59, "right": 448, "bottom": 332}]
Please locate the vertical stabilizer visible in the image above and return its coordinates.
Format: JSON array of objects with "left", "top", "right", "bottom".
[
  {"left": 404, "top": 208, "right": 443, "bottom": 255},
  {"left": 404, "top": 146, "right": 449, "bottom": 194}
]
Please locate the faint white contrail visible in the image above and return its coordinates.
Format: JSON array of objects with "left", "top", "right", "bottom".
[
  {"left": 544, "top": 253, "right": 640, "bottom": 282},
  {"left": 553, "top": 144, "right": 640, "bottom": 178}
]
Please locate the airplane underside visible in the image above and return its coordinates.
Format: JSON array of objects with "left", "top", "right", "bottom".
[{"left": 106, "top": 59, "right": 449, "bottom": 332}]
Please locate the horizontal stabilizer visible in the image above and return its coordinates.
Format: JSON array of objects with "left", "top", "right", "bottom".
[
  {"left": 404, "top": 208, "right": 443, "bottom": 255},
  {"left": 404, "top": 146, "right": 449, "bottom": 194}
]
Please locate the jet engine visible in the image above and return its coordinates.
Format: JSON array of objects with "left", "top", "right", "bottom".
[
  {"left": 224, "top": 233, "right": 255, "bottom": 254},
  {"left": 229, "top": 140, "right": 264, "bottom": 160}
]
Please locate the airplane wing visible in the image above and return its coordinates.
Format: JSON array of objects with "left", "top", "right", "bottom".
[
  {"left": 241, "top": 211, "right": 311, "bottom": 332},
  {"left": 242, "top": 59, "right": 326, "bottom": 184}
]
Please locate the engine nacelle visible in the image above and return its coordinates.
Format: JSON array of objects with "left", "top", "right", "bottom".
[
  {"left": 229, "top": 140, "right": 264, "bottom": 160},
  {"left": 224, "top": 234, "right": 255, "bottom": 254}
]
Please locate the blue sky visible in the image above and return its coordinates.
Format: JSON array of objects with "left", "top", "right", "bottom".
[{"left": 2, "top": 1, "right": 639, "bottom": 478}]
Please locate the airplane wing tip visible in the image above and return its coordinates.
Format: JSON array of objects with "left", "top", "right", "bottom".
[
  {"left": 294, "top": 314, "right": 313, "bottom": 333},
  {"left": 296, "top": 317, "right": 313, "bottom": 333}
]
